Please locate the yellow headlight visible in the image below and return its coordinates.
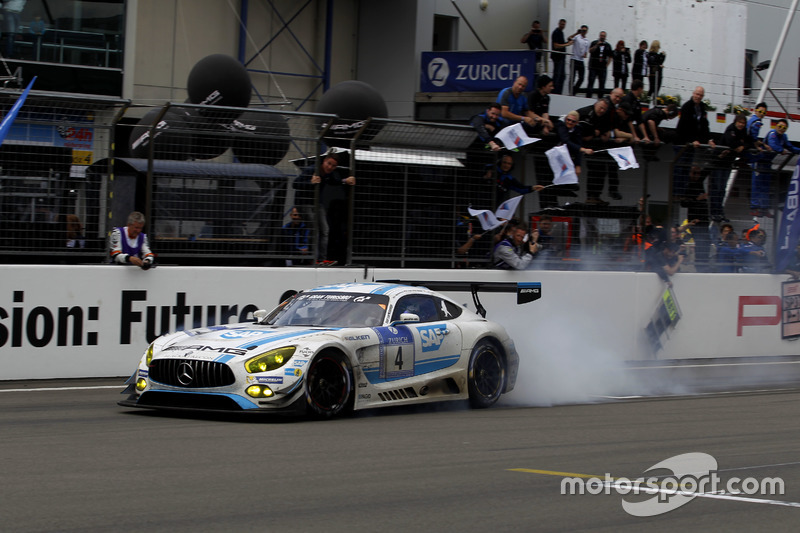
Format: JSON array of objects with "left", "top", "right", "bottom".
[
  {"left": 145, "top": 343, "right": 155, "bottom": 366},
  {"left": 246, "top": 385, "right": 274, "bottom": 398},
  {"left": 245, "top": 346, "right": 295, "bottom": 373},
  {"left": 135, "top": 378, "right": 148, "bottom": 391}
]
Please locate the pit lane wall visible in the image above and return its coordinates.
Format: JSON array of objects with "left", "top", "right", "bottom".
[{"left": 0, "top": 265, "right": 797, "bottom": 380}]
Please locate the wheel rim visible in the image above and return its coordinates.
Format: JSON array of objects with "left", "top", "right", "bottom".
[
  {"left": 473, "top": 349, "right": 504, "bottom": 398},
  {"left": 307, "top": 356, "right": 349, "bottom": 412}
]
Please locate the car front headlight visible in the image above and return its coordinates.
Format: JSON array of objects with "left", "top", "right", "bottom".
[
  {"left": 245, "top": 346, "right": 295, "bottom": 373},
  {"left": 145, "top": 343, "right": 155, "bottom": 366}
]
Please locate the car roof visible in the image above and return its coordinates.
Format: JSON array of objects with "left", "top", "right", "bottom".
[{"left": 306, "top": 282, "right": 433, "bottom": 298}]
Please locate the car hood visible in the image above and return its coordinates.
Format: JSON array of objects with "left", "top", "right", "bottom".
[{"left": 154, "top": 324, "right": 339, "bottom": 361}]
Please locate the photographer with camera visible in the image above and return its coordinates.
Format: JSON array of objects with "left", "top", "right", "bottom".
[
  {"left": 521, "top": 20, "right": 548, "bottom": 76},
  {"left": 492, "top": 225, "right": 541, "bottom": 270},
  {"left": 109, "top": 211, "right": 155, "bottom": 270}
]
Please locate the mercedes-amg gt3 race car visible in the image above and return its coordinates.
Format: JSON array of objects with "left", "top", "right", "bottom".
[{"left": 119, "top": 282, "right": 520, "bottom": 418}]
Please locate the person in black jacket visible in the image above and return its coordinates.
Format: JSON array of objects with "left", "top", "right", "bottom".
[
  {"left": 674, "top": 86, "right": 716, "bottom": 199},
  {"left": 612, "top": 40, "right": 631, "bottom": 91}
]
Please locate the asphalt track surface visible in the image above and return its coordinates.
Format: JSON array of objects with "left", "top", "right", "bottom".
[{"left": 1, "top": 380, "right": 799, "bottom": 532}]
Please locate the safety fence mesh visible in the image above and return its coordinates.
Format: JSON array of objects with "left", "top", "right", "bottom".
[{"left": 0, "top": 89, "right": 794, "bottom": 272}]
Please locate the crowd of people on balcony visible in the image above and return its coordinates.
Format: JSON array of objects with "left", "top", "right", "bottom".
[{"left": 461, "top": 18, "right": 800, "bottom": 277}]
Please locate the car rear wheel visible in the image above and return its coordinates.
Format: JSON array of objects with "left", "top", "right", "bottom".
[
  {"left": 305, "top": 352, "right": 353, "bottom": 418},
  {"left": 467, "top": 340, "right": 505, "bottom": 408}
]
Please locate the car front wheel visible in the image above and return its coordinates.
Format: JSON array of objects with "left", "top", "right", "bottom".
[
  {"left": 467, "top": 340, "right": 506, "bottom": 408},
  {"left": 305, "top": 352, "right": 353, "bottom": 418}
]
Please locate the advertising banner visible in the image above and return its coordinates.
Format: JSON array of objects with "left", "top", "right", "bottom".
[{"left": 420, "top": 51, "right": 536, "bottom": 92}]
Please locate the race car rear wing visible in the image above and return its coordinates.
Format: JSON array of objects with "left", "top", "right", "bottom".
[{"left": 377, "top": 280, "right": 541, "bottom": 318}]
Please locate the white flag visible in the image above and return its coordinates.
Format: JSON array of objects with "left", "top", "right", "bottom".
[
  {"left": 607, "top": 146, "right": 639, "bottom": 170},
  {"left": 494, "top": 195, "right": 523, "bottom": 221},
  {"left": 468, "top": 195, "right": 523, "bottom": 231},
  {"left": 495, "top": 122, "right": 542, "bottom": 150},
  {"left": 467, "top": 208, "right": 505, "bottom": 231},
  {"left": 545, "top": 145, "right": 579, "bottom": 185}
]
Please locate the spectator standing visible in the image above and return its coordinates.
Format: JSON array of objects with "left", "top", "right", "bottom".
[
  {"left": 632, "top": 41, "right": 649, "bottom": 87},
  {"left": 680, "top": 167, "right": 711, "bottom": 271},
  {"left": 470, "top": 102, "right": 506, "bottom": 152},
  {"left": 293, "top": 152, "right": 356, "bottom": 264},
  {"left": 739, "top": 229, "right": 770, "bottom": 272},
  {"left": 612, "top": 40, "right": 631, "bottom": 91},
  {"left": 493, "top": 225, "right": 540, "bottom": 269},
  {"left": 2, "top": 0, "right": 26, "bottom": 58},
  {"left": 570, "top": 25, "right": 590, "bottom": 96},
  {"left": 748, "top": 103, "right": 770, "bottom": 213},
  {"left": 521, "top": 20, "right": 548, "bottom": 77},
  {"left": 550, "top": 19, "right": 572, "bottom": 94},
  {"left": 674, "top": 86, "right": 715, "bottom": 198},
  {"left": 747, "top": 102, "right": 768, "bottom": 148},
  {"left": 647, "top": 41, "right": 666, "bottom": 104},
  {"left": 754, "top": 119, "right": 800, "bottom": 216},
  {"left": 711, "top": 114, "right": 752, "bottom": 221},
  {"left": 586, "top": 31, "right": 613, "bottom": 99},
  {"left": 109, "top": 211, "right": 155, "bottom": 269}
]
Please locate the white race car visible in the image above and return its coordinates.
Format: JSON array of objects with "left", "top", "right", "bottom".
[{"left": 119, "top": 282, "right": 521, "bottom": 418}]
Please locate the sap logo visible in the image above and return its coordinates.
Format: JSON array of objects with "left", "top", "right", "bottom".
[{"left": 418, "top": 324, "right": 446, "bottom": 352}]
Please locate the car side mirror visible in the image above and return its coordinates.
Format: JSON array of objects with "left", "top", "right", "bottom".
[
  {"left": 392, "top": 312, "right": 420, "bottom": 325},
  {"left": 254, "top": 309, "right": 268, "bottom": 323}
]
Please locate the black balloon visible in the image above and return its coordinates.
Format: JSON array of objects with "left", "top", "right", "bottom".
[
  {"left": 182, "top": 107, "right": 230, "bottom": 160},
  {"left": 228, "top": 111, "right": 291, "bottom": 166},
  {"left": 187, "top": 54, "right": 251, "bottom": 121},
  {"left": 129, "top": 108, "right": 194, "bottom": 160},
  {"left": 315, "top": 80, "right": 388, "bottom": 145}
]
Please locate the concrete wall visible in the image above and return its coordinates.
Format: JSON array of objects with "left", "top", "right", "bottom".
[{"left": 1, "top": 265, "right": 797, "bottom": 380}]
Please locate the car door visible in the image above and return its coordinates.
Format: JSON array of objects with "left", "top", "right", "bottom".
[{"left": 373, "top": 294, "right": 462, "bottom": 381}]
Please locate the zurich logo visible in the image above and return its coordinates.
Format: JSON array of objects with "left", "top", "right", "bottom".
[{"left": 427, "top": 58, "right": 449, "bottom": 87}]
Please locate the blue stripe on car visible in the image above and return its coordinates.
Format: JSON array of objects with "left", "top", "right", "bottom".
[
  {"left": 234, "top": 329, "right": 339, "bottom": 350},
  {"left": 361, "top": 354, "right": 460, "bottom": 383}
]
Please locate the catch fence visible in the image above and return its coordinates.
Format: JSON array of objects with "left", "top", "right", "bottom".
[{"left": 0, "top": 89, "right": 793, "bottom": 272}]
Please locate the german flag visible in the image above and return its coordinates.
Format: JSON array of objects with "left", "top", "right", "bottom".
[{"left": 716, "top": 113, "right": 726, "bottom": 123}]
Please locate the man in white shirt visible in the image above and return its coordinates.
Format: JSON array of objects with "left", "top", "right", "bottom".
[{"left": 570, "top": 25, "right": 590, "bottom": 96}]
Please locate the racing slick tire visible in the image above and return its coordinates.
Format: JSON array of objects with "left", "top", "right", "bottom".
[
  {"left": 467, "top": 340, "right": 506, "bottom": 409},
  {"left": 305, "top": 352, "right": 354, "bottom": 418}
]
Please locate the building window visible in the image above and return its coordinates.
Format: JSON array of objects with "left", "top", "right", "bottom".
[
  {"left": 744, "top": 49, "right": 757, "bottom": 96},
  {"left": 2, "top": 0, "right": 124, "bottom": 96},
  {"left": 433, "top": 15, "right": 458, "bottom": 52}
]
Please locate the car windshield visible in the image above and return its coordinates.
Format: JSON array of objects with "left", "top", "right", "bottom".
[{"left": 265, "top": 292, "right": 389, "bottom": 327}]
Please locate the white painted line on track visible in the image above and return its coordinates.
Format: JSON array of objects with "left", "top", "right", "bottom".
[
  {"left": 604, "top": 481, "right": 800, "bottom": 508},
  {"left": 0, "top": 385, "right": 123, "bottom": 392}
]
